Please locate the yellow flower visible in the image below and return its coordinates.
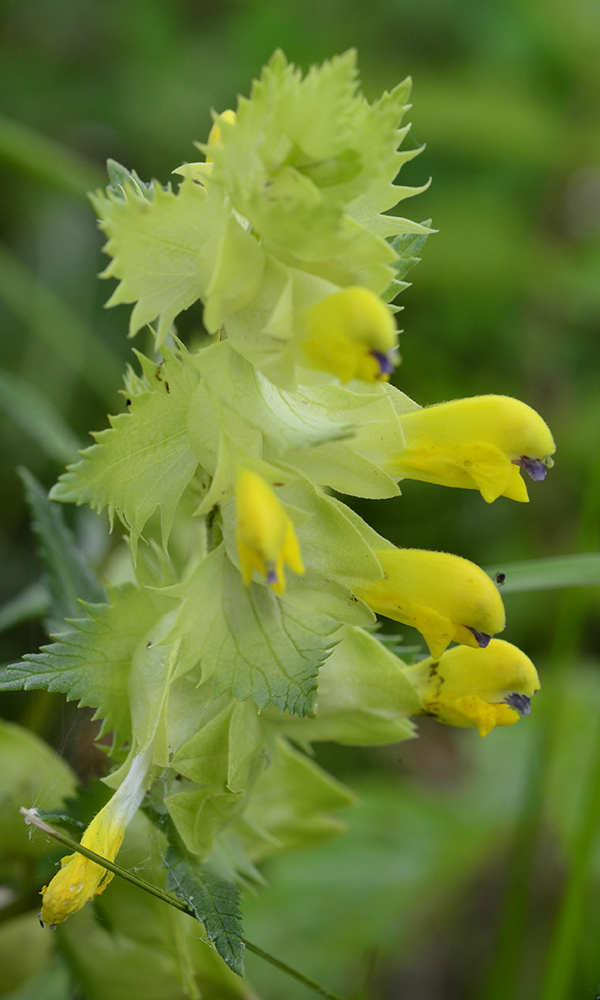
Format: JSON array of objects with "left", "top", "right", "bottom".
[
  {"left": 389, "top": 395, "right": 555, "bottom": 503},
  {"left": 302, "top": 286, "right": 398, "bottom": 383},
  {"left": 235, "top": 468, "right": 304, "bottom": 594},
  {"left": 354, "top": 548, "right": 505, "bottom": 659},
  {"left": 402, "top": 638, "right": 540, "bottom": 736},
  {"left": 39, "top": 752, "right": 150, "bottom": 928}
]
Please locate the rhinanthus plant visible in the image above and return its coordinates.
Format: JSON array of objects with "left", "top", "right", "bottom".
[{"left": 0, "top": 50, "right": 554, "bottom": 989}]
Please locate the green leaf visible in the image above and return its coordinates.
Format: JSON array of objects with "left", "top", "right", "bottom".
[
  {"left": 270, "top": 625, "right": 420, "bottom": 747},
  {"left": 280, "top": 384, "right": 406, "bottom": 499},
  {"left": 485, "top": 553, "right": 600, "bottom": 593},
  {"left": 0, "top": 368, "right": 81, "bottom": 463},
  {"left": 0, "top": 581, "right": 173, "bottom": 748},
  {"left": 50, "top": 347, "right": 199, "bottom": 555},
  {"left": 236, "top": 736, "right": 355, "bottom": 863},
  {"left": 3, "top": 953, "right": 72, "bottom": 1000},
  {"left": 0, "top": 242, "right": 122, "bottom": 409},
  {"left": 382, "top": 224, "right": 431, "bottom": 302},
  {"left": 197, "top": 212, "right": 266, "bottom": 334},
  {"left": 164, "top": 696, "right": 264, "bottom": 855},
  {"left": 171, "top": 698, "right": 263, "bottom": 793},
  {"left": 164, "top": 845, "right": 245, "bottom": 975},
  {"left": 163, "top": 546, "right": 338, "bottom": 716},
  {"left": 0, "top": 580, "right": 49, "bottom": 634},
  {"left": 190, "top": 341, "right": 359, "bottom": 454},
  {"left": 389, "top": 226, "right": 431, "bottom": 281},
  {"left": 19, "top": 468, "right": 104, "bottom": 634},
  {"left": 37, "top": 778, "right": 112, "bottom": 831},
  {"left": 93, "top": 174, "right": 223, "bottom": 343},
  {"left": 0, "top": 913, "right": 55, "bottom": 998},
  {"left": 106, "top": 158, "right": 153, "bottom": 202}
]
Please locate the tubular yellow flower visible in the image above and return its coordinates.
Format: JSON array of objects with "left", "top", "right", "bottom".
[
  {"left": 354, "top": 548, "right": 505, "bottom": 659},
  {"left": 302, "top": 286, "right": 398, "bottom": 383},
  {"left": 389, "top": 395, "right": 556, "bottom": 503},
  {"left": 235, "top": 468, "right": 304, "bottom": 594},
  {"left": 39, "top": 752, "right": 150, "bottom": 928},
  {"left": 402, "top": 639, "right": 540, "bottom": 736}
]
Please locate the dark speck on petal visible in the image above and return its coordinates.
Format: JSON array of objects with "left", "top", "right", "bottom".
[
  {"left": 267, "top": 569, "right": 278, "bottom": 585},
  {"left": 505, "top": 692, "right": 531, "bottom": 715},
  {"left": 469, "top": 628, "right": 492, "bottom": 648},
  {"left": 515, "top": 456, "right": 548, "bottom": 482}
]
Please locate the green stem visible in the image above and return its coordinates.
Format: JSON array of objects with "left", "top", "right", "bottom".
[
  {"left": 484, "top": 446, "right": 600, "bottom": 1000},
  {"left": 539, "top": 713, "right": 600, "bottom": 1000},
  {"left": 242, "top": 940, "right": 347, "bottom": 1000},
  {"left": 0, "top": 112, "right": 103, "bottom": 195},
  {"left": 21, "top": 809, "right": 346, "bottom": 1000},
  {"left": 0, "top": 242, "right": 123, "bottom": 408}
]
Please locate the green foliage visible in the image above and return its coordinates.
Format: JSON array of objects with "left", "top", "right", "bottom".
[
  {"left": 0, "top": 368, "right": 81, "bottom": 465},
  {"left": 19, "top": 468, "right": 105, "bottom": 634},
  {"left": 164, "top": 844, "right": 245, "bottom": 976},
  {"left": 50, "top": 347, "right": 199, "bottom": 554},
  {"left": 271, "top": 624, "right": 420, "bottom": 746},
  {"left": 0, "top": 719, "right": 75, "bottom": 880},
  {"left": 236, "top": 736, "right": 356, "bottom": 863},
  {"left": 1, "top": 29, "right": 591, "bottom": 1000},
  {"left": 382, "top": 225, "right": 432, "bottom": 302},
  {"left": 92, "top": 176, "right": 220, "bottom": 344},
  {"left": 0, "top": 581, "right": 172, "bottom": 748},
  {"left": 163, "top": 546, "right": 338, "bottom": 715},
  {"left": 0, "top": 581, "right": 49, "bottom": 635}
]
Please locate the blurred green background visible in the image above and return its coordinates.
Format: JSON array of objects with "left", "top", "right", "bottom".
[{"left": 1, "top": 1, "right": 600, "bottom": 998}]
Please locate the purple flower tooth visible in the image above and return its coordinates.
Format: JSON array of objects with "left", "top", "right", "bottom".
[
  {"left": 370, "top": 350, "right": 395, "bottom": 376},
  {"left": 515, "top": 456, "right": 548, "bottom": 482},
  {"left": 505, "top": 692, "right": 531, "bottom": 715},
  {"left": 468, "top": 628, "right": 492, "bottom": 648}
]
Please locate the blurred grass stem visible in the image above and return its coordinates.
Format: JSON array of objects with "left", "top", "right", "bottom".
[
  {"left": 0, "top": 113, "right": 103, "bottom": 195},
  {"left": 484, "top": 445, "right": 600, "bottom": 999},
  {"left": 0, "top": 242, "right": 122, "bottom": 408}
]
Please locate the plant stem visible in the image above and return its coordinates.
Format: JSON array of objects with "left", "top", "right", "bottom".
[
  {"left": 539, "top": 712, "right": 600, "bottom": 1000},
  {"left": 484, "top": 444, "right": 600, "bottom": 1000},
  {"left": 0, "top": 242, "right": 123, "bottom": 408},
  {"left": 242, "top": 939, "right": 347, "bottom": 1000},
  {"left": 0, "top": 112, "right": 103, "bottom": 195},
  {"left": 21, "top": 808, "right": 347, "bottom": 1000}
]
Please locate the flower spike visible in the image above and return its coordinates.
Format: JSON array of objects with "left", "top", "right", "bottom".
[
  {"left": 39, "top": 750, "right": 152, "bottom": 927},
  {"left": 354, "top": 548, "right": 505, "bottom": 658},
  {"left": 402, "top": 639, "right": 540, "bottom": 736},
  {"left": 302, "top": 287, "right": 398, "bottom": 383},
  {"left": 235, "top": 468, "right": 304, "bottom": 594},
  {"left": 389, "top": 395, "right": 555, "bottom": 503}
]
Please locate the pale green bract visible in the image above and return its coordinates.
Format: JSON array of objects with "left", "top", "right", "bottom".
[
  {"left": 0, "top": 51, "right": 447, "bottom": 972},
  {"left": 93, "top": 49, "right": 431, "bottom": 386}
]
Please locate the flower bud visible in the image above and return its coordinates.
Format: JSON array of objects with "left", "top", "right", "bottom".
[
  {"left": 302, "top": 286, "right": 398, "bottom": 383},
  {"left": 235, "top": 468, "right": 304, "bottom": 594}
]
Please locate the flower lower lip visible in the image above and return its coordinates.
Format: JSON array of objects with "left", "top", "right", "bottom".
[
  {"left": 468, "top": 628, "right": 492, "bottom": 648},
  {"left": 515, "top": 456, "right": 548, "bottom": 482},
  {"left": 504, "top": 692, "right": 531, "bottom": 715}
]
